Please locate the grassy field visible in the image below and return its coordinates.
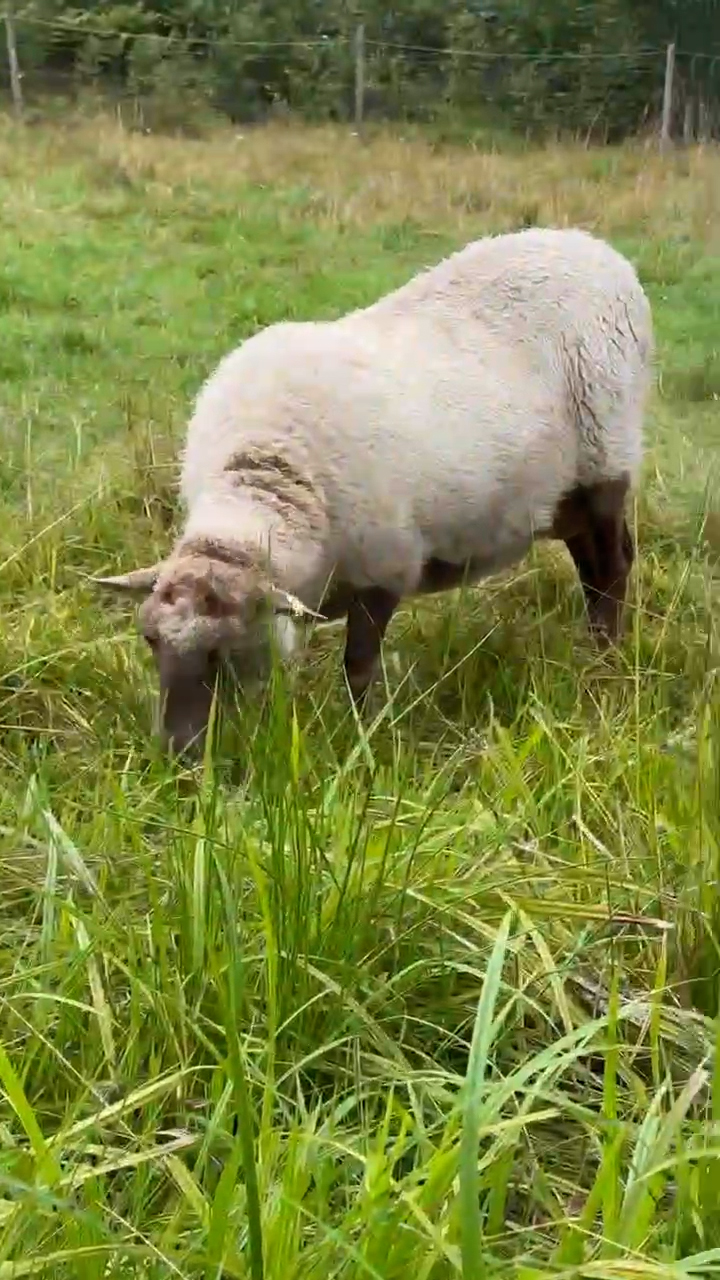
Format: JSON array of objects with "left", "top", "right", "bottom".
[{"left": 0, "top": 113, "right": 720, "bottom": 1278}]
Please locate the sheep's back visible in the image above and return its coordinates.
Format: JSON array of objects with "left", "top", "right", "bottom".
[
  {"left": 180, "top": 312, "right": 578, "bottom": 577},
  {"left": 366, "top": 226, "right": 652, "bottom": 488}
]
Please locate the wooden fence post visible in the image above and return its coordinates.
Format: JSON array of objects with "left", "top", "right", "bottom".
[
  {"left": 354, "top": 23, "right": 365, "bottom": 131},
  {"left": 660, "top": 41, "right": 675, "bottom": 150},
  {"left": 4, "top": 9, "right": 23, "bottom": 119},
  {"left": 698, "top": 97, "right": 710, "bottom": 143},
  {"left": 683, "top": 96, "right": 694, "bottom": 145}
]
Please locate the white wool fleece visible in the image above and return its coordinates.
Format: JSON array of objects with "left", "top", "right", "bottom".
[{"left": 179, "top": 227, "right": 653, "bottom": 611}]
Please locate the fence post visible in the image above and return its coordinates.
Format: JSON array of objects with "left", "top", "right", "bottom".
[
  {"left": 660, "top": 41, "right": 675, "bottom": 150},
  {"left": 682, "top": 96, "right": 695, "bottom": 144},
  {"left": 698, "top": 96, "right": 709, "bottom": 144},
  {"left": 354, "top": 23, "right": 365, "bottom": 131},
  {"left": 4, "top": 9, "right": 23, "bottom": 120}
]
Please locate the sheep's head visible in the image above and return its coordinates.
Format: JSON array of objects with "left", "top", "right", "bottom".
[{"left": 94, "top": 548, "right": 319, "bottom": 757}]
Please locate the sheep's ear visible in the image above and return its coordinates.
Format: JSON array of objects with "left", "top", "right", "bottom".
[
  {"left": 269, "top": 587, "right": 325, "bottom": 621},
  {"left": 92, "top": 564, "right": 163, "bottom": 595}
]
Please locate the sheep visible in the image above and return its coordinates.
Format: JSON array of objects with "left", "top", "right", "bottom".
[{"left": 95, "top": 226, "right": 653, "bottom": 756}]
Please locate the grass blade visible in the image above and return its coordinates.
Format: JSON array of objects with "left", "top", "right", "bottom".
[{"left": 459, "top": 908, "right": 514, "bottom": 1280}]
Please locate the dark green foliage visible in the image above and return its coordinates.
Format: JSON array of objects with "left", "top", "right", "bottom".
[{"left": 8, "top": 1, "right": 720, "bottom": 138}]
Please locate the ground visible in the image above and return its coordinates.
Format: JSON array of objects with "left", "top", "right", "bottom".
[{"left": 0, "top": 114, "right": 719, "bottom": 1277}]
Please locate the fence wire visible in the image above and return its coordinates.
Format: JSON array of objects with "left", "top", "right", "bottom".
[{"left": 0, "top": 15, "right": 718, "bottom": 143}]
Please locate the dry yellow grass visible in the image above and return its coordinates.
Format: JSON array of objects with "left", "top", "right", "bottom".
[{"left": 5, "top": 113, "right": 720, "bottom": 246}]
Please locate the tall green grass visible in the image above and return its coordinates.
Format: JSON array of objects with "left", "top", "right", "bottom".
[{"left": 0, "top": 114, "right": 719, "bottom": 1276}]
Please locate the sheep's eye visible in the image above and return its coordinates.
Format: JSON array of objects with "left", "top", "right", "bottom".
[{"left": 145, "top": 635, "right": 159, "bottom": 653}]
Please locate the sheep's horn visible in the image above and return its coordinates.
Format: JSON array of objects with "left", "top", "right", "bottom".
[
  {"left": 271, "top": 587, "right": 326, "bottom": 621},
  {"left": 91, "top": 564, "right": 163, "bottom": 593}
]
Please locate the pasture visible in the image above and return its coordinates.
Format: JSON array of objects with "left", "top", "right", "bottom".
[{"left": 0, "top": 115, "right": 719, "bottom": 1277}]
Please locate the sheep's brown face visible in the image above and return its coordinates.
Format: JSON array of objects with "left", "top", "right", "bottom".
[
  {"left": 94, "top": 551, "right": 307, "bottom": 757},
  {"left": 147, "top": 639, "right": 221, "bottom": 757},
  {"left": 138, "top": 557, "right": 271, "bottom": 757}
]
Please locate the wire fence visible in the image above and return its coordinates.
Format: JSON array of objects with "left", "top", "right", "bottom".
[{"left": 1, "top": 13, "right": 719, "bottom": 144}]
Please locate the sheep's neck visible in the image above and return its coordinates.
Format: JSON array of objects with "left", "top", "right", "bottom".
[{"left": 181, "top": 486, "right": 326, "bottom": 601}]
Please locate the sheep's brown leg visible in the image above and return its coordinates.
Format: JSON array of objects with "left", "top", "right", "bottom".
[
  {"left": 344, "top": 587, "right": 399, "bottom": 704},
  {"left": 558, "top": 476, "right": 634, "bottom": 644}
]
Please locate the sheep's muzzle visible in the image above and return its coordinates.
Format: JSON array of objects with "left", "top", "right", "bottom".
[{"left": 155, "top": 645, "right": 221, "bottom": 758}]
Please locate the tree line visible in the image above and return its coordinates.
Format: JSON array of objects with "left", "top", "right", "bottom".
[{"left": 7, "top": 1, "right": 720, "bottom": 140}]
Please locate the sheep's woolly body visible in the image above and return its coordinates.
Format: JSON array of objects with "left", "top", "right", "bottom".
[{"left": 178, "top": 226, "right": 652, "bottom": 617}]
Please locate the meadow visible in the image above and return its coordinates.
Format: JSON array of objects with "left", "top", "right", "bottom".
[{"left": 0, "top": 112, "right": 719, "bottom": 1277}]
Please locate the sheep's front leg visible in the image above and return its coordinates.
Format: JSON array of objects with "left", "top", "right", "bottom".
[{"left": 344, "top": 587, "right": 399, "bottom": 705}]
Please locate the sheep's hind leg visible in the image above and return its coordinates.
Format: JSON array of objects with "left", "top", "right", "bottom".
[
  {"left": 344, "top": 587, "right": 399, "bottom": 705},
  {"left": 556, "top": 475, "right": 634, "bottom": 644}
]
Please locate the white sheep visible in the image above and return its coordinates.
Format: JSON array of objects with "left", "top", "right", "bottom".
[{"left": 95, "top": 226, "right": 653, "bottom": 755}]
